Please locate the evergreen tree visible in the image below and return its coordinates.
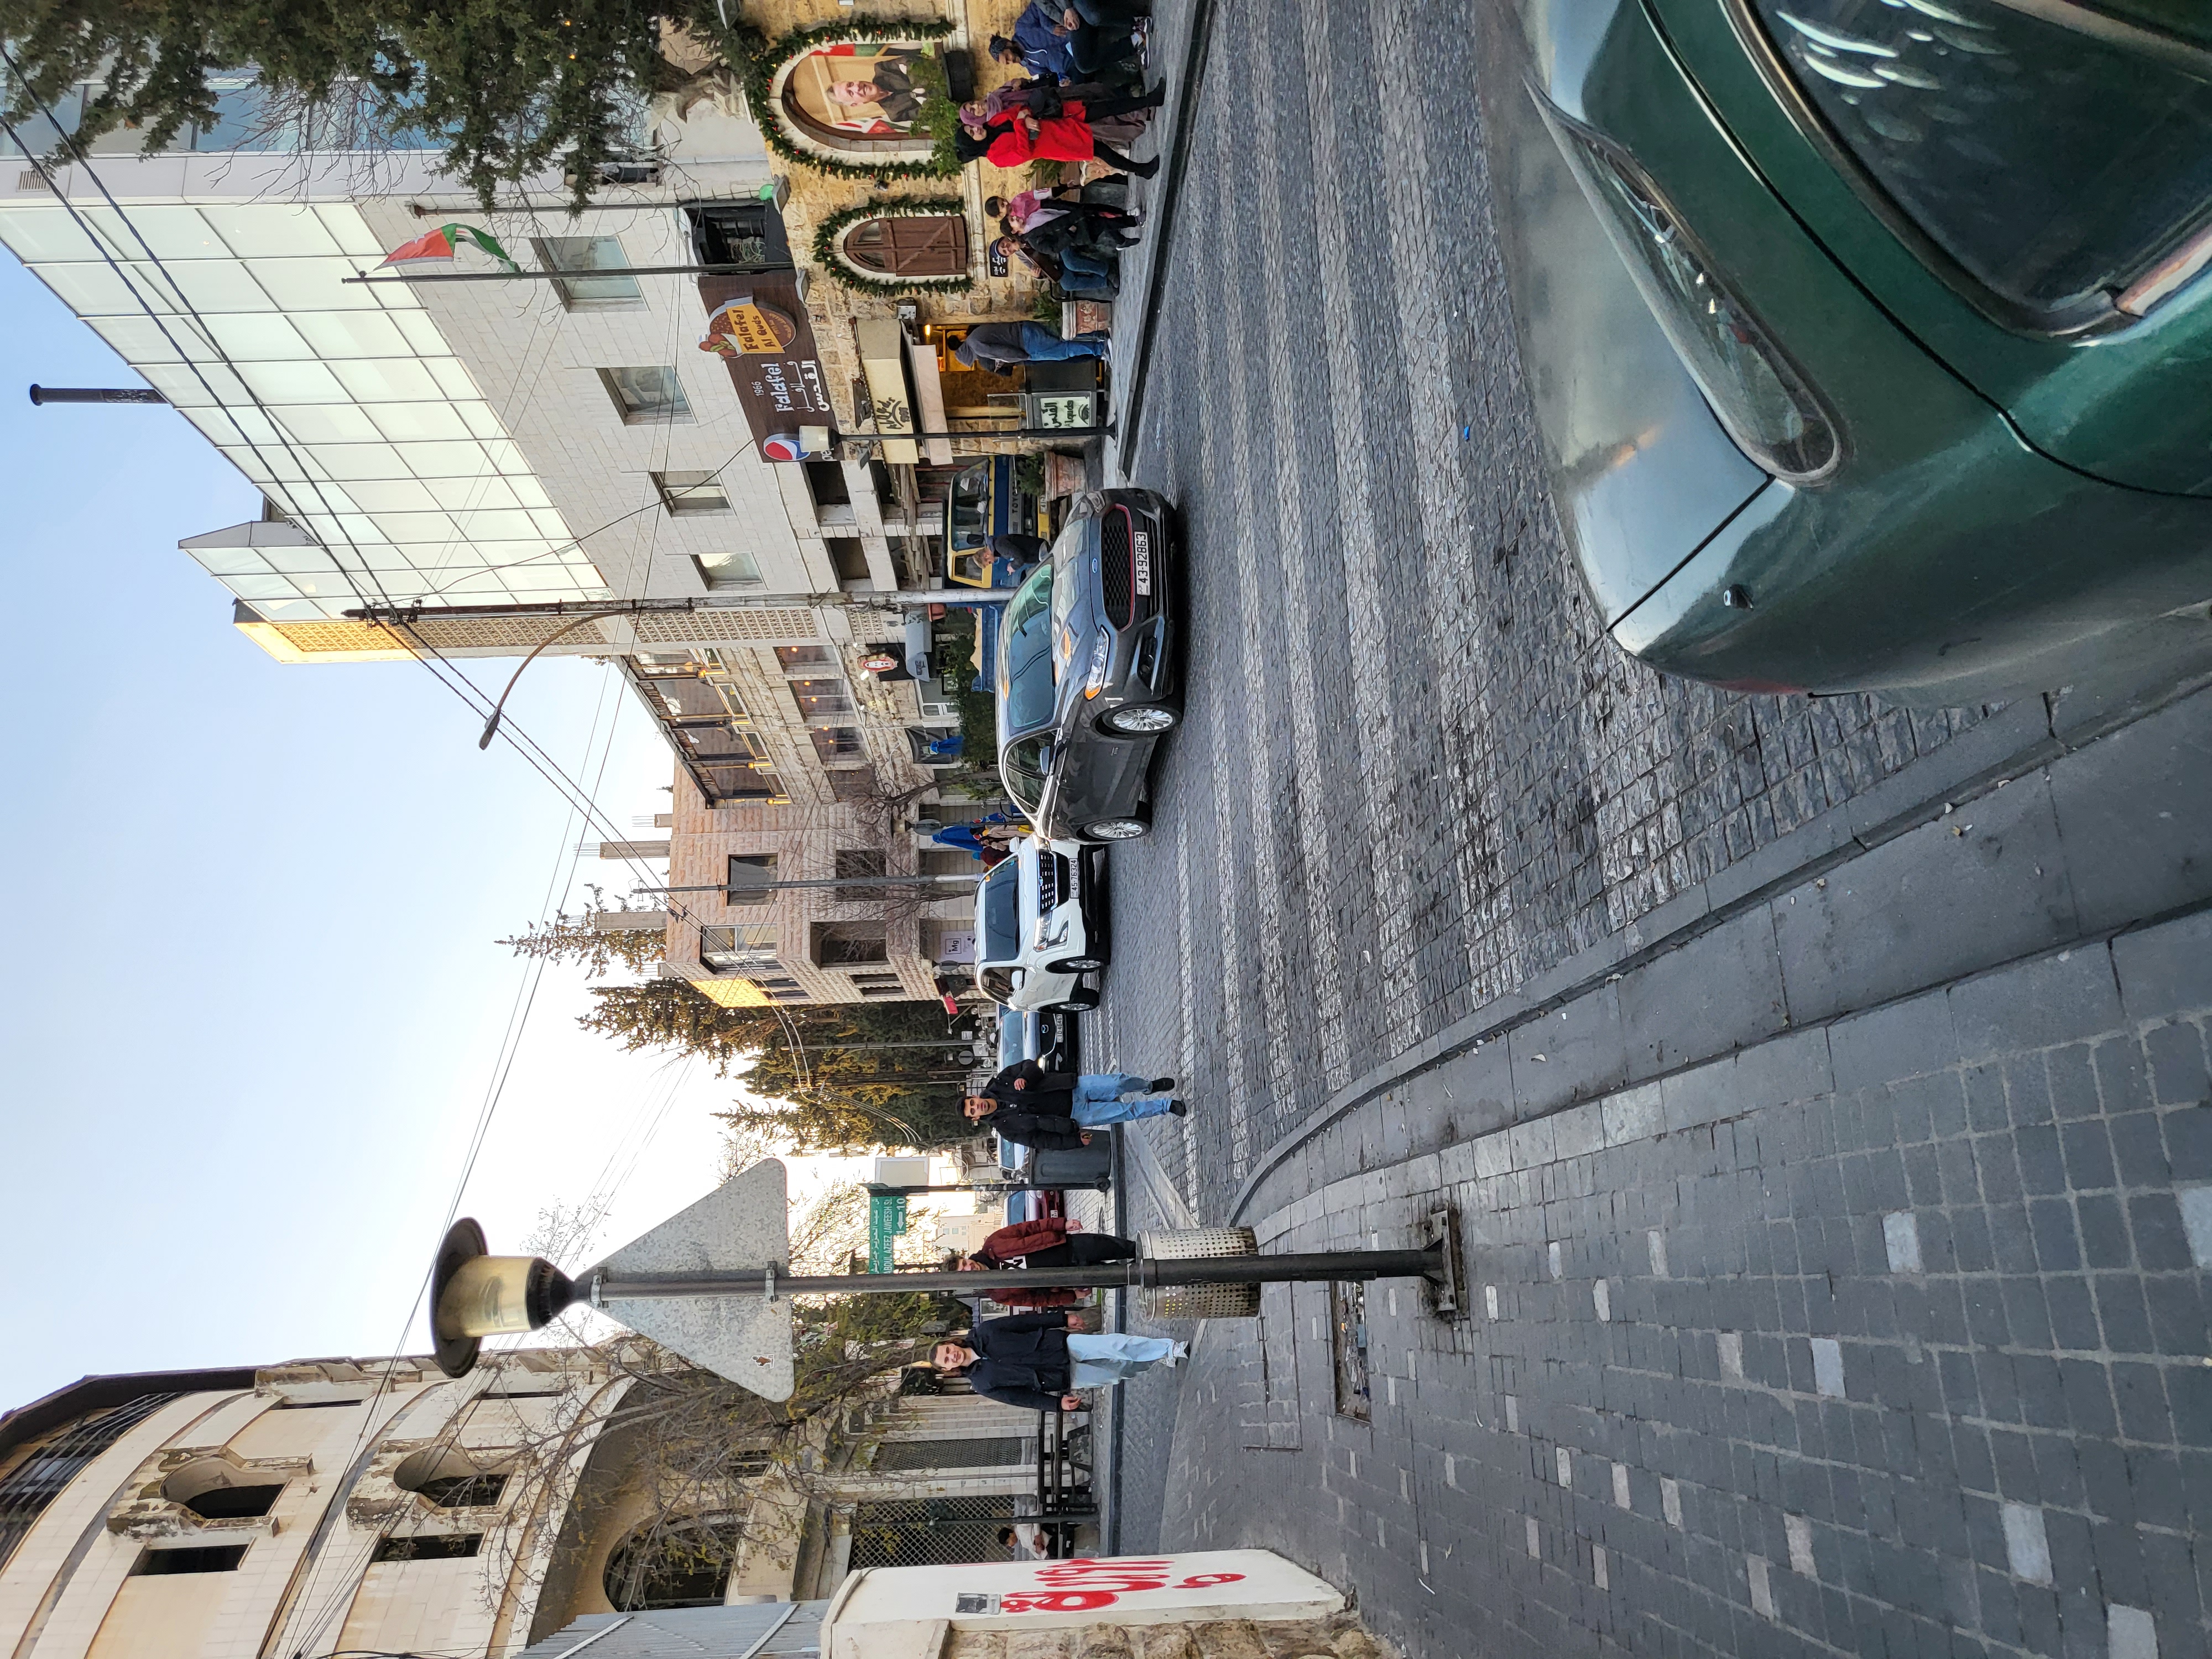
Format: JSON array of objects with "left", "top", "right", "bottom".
[
  {"left": 580, "top": 980, "right": 978, "bottom": 1152},
  {"left": 0, "top": 0, "right": 718, "bottom": 207}
]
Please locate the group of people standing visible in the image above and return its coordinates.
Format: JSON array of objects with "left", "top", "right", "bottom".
[
  {"left": 950, "top": 0, "right": 1161, "bottom": 302},
  {"left": 935, "top": 1214, "right": 1182, "bottom": 1410}
]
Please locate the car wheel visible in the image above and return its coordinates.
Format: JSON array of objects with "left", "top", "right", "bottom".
[
  {"left": 1101, "top": 703, "right": 1179, "bottom": 735},
  {"left": 1083, "top": 817, "right": 1150, "bottom": 841},
  {"left": 1048, "top": 954, "right": 1106, "bottom": 973},
  {"left": 1049, "top": 990, "right": 1099, "bottom": 1013}
]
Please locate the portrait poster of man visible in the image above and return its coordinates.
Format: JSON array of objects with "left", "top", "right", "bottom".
[{"left": 791, "top": 45, "right": 930, "bottom": 135}]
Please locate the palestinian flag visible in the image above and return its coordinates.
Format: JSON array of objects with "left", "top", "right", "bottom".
[{"left": 378, "top": 223, "right": 518, "bottom": 272}]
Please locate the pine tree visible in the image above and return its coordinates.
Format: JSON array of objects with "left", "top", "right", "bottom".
[
  {"left": 580, "top": 980, "right": 978, "bottom": 1151},
  {"left": 0, "top": 0, "right": 717, "bottom": 207}
]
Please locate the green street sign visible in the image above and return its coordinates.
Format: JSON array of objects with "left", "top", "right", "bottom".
[{"left": 867, "top": 1193, "right": 910, "bottom": 1272}]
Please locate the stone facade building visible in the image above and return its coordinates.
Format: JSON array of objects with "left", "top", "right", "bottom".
[{"left": 0, "top": 1351, "right": 1072, "bottom": 1659}]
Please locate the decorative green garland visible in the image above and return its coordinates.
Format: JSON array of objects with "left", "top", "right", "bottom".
[
  {"left": 813, "top": 196, "right": 977, "bottom": 295},
  {"left": 717, "top": 16, "right": 959, "bottom": 184}
]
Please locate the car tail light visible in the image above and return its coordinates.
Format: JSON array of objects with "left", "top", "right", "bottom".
[{"left": 1537, "top": 96, "right": 1840, "bottom": 483}]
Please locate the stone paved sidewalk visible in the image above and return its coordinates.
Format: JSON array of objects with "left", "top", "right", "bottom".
[
  {"left": 1140, "top": 908, "right": 2212, "bottom": 1659},
  {"left": 1095, "top": 677, "right": 2212, "bottom": 1659}
]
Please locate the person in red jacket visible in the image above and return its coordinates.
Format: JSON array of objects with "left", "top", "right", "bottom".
[
  {"left": 953, "top": 102, "right": 1157, "bottom": 178},
  {"left": 972, "top": 1215, "right": 1139, "bottom": 1270}
]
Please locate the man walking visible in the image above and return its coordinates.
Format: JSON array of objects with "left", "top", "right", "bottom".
[
  {"left": 952, "top": 320, "right": 1109, "bottom": 374},
  {"left": 958, "top": 1215, "right": 1136, "bottom": 1310},
  {"left": 963, "top": 1058, "right": 1186, "bottom": 1148},
  {"left": 932, "top": 1310, "right": 1186, "bottom": 1412}
]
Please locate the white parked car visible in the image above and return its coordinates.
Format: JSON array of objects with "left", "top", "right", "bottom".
[{"left": 972, "top": 834, "right": 1107, "bottom": 1014}]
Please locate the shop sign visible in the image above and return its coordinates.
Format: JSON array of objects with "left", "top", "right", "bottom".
[{"left": 857, "top": 318, "right": 920, "bottom": 465}]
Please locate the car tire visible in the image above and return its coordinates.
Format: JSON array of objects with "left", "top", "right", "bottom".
[
  {"left": 1047, "top": 954, "right": 1106, "bottom": 973},
  {"left": 1100, "top": 703, "right": 1179, "bottom": 735},
  {"left": 1048, "top": 990, "right": 1099, "bottom": 1013},
  {"left": 1083, "top": 817, "right": 1151, "bottom": 841}
]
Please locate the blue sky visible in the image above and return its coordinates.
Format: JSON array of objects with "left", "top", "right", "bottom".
[{"left": 0, "top": 252, "right": 764, "bottom": 1408}]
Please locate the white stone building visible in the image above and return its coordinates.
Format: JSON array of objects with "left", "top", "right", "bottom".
[
  {"left": 0, "top": 1352, "right": 1077, "bottom": 1659},
  {"left": 0, "top": 82, "right": 979, "bottom": 1003}
]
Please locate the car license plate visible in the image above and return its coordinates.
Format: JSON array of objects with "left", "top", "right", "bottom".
[{"left": 1133, "top": 530, "right": 1152, "bottom": 595}]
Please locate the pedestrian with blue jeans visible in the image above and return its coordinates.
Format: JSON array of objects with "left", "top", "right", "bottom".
[
  {"left": 1070, "top": 1072, "right": 1176, "bottom": 1125},
  {"left": 934, "top": 1312, "right": 1188, "bottom": 1412},
  {"left": 964, "top": 1058, "right": 1189, "bottom": 1151},
  {"left": 951, "top": 320, "right": 1109, "bottom": 374}
]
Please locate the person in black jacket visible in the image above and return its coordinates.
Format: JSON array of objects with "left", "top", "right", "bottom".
[
  {"left": 931, "top": 1310, "right": 1185, "bottom": 1412},
  {"left": 963, "top": 1059, "right": 1188, "bottom": 1147}
]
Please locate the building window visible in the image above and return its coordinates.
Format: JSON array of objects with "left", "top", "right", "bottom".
[
  {"left": 416, "top": 1474, "right": 509, "bottom": 1509},
  {"left": 812, "top": 922, "right": 889, "bottom": 966},
  {"left": 825, "top": 538, "right": 871, "bottom": 582},
  {"left": 372, "top": 1534, "right": 483, "bottom": 1563},
  {"left": 775, "top": 644, "right": 833, "bottom": 672},
  {"left": 685, "top": 203, "right": 793, "bottom": 271},
  {"left": 828, "top": 770, "right": 880, "bottom": 804},
  {"left": 727, "top": 854, "right": 777, "bottom": 904},
  {"left": 695, "top": 549, "right": 761, "bottom": 590},
  {"left": 811, "top": 727, "right": 864, "bottom": 763},
  {"left": 700, "top": 925, "right": 778, "bottom": 970},
  {"left": 789, "top": 678, "right": 853, "bottom": 720},
  {"left": 653, "top": 471, "right": 729, "bottom": 515},
  {"left": 0, "top": 1394, "right": 180, "bottom": 1572},
  {"left": 598, "top": 367, "right": 692, "bottom": 425},
  {"left": 181, "top": 1483, "right": 284, "bottom": 1521},
  {"left": 802, "top": 461, "right": 851, "bottom": 507},
  {"left": 135, "top": 1545, "right": 250, "bottom": 1575},
  {"left": 604, "top": 1517, "right": 745, "bottom": 1611},
  {"left": 534, "top": 237, "right": 643, "bottom": 307},
  {"left": 840, "top": 215, "right": 969, "bottom": 278}
]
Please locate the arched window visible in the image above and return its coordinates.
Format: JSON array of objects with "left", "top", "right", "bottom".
[
  {"left": 767, "top": 43, "right": 938, "bottom": 160},
  {"left": 842, "top": 216, "right": 968, "bottom": 278},
  {"left": 161, "top": 1458, "right": 285, "bottom": 1521},
  {"left": 392, "top": 1447, "right": 512, "bottom": 1511},
  {"left": 603, "top": 1517, "right": 745, "bottom": 1611}
]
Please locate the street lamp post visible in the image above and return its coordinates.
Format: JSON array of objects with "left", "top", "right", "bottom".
[{"left": 426, "top": 1161, "right": 1464, "bottom": 1390}]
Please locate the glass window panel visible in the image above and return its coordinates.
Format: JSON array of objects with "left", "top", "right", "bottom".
[
  {"left": 273, "top": 404, "right": 382, "bottom": 443},
  {"left": 401, "top": 440, "right": 492, "bottom": 477},
  {"left": 426, "top": 358, "right": 482, "bottom": 401},
  {"left": 291, "top": 311, "right": 412, "bottom": 359},
  {"left": 372, "top": 278, "right": 426, "bottom": 312},
  {"left": 535, "top": 236, "right": 643, "bottom": 305},
  {"left": 696, "top": 549, "right": 761, "bottom": 587},
  {"left": 261, "top": 539, "right": 342, "bottom": 574},
  {"left": 32, "top": 261, "right": 154, "bottom": 315},
  {"left": 80, "top": 204, "right": 227, "bottom": 260},
  {"left": 146, "top": 363, "right": 249, "bottom": 406},
  {"left": 482, "top": 438, "right": 530, "bottom": 473},
  {"left": 210, "top": 406, "right": 285, "bottom": 447},
  {"left": 526, "top": 508, "right": 572, "bottom": 538},
  {"left": 332, "top": 358, "right": 442, "bottom": 401},
  {"left": 248, "top": 257, "right": 377, "bottom": 310},
  {"left": 505, "top": 477, "right": 552, "bottom": 509},
  {"left": 597, "top": 366, "right": 692, "bottom": 424},
  {"left": 203, "top": 205, "right": 343, "bottom": 259},
  {"left": 243, "top": 595, "right": 330, "bottom": 620},
  {"left": 216, "top": 446, "right": 304, "bottom": 484},
  {"left": 237, "top": 361, "right": 347, "bottom": 403},
  {"left": 0, "top": 210, "right": 100, "bottom": 262},
  {"left": 369, "top": 402, "right": 471, "bottom": 441},
  {"left": 205, "top": 313, "right": 315, "bottom": 361},
  {"left": 225, "top": 572, "right": 304, "bottom": 599},
  {"left": 86, "top": 315, "right": 186, "bottom": 362},
  {"left": 367, "top": 510, "right": 460, "bottom": 542},
  {"left": 426, "top": 476, "right": 517, "bottom": 511},
  {"left": 164, "top": 262, "right": 277, "bottom": 312},
  {"left": 290, "top": 567, "right": 362, "bottom": 600},
  {"left": 317, "top": 443, "right": 409, "bottom": 481},
  {"left": 189, "top": 544, "right": 272, "bottom": 577},
  {"left": 453, "top": 401, "right": 504, "bottom": 439},
  {"left": 451, "top": 508, "right": 539, "bottom": 540},
  {"left": 343, "top": 479, "right": 439, "bottom": 512},
  {"left": 389, "top": 312, "right": 448, "bottom": 356},
  {"left": 437, "top": 570, "right": 520, "bottom": 596},
  {"left": 314, "top": 205, "right": 386, "bottom": 258}
]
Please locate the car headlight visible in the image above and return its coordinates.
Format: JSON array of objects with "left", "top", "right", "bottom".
[
  {"left": 1082, "top": 627, "right": 1114, "bottom": 698},
  {"left": 1537, "top": 97, "right": 1839, "bottom": 483}
]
